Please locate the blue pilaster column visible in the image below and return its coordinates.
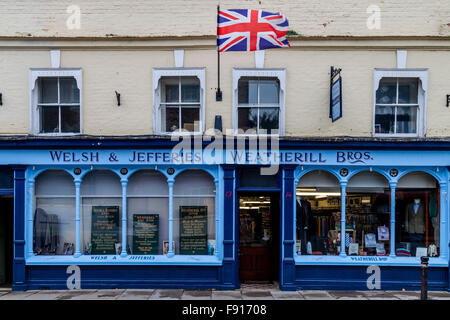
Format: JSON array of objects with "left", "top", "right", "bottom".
[
  {"left": 12, "top": 166, "right": 27, "bottom": 291},
  {"left": 340, "top": 182, "right": 347, "bottom": 257},
  {"left": 167, "top": 178, "right": 175, "bottom": 257},
  {"left": 281, "top": 165, "right": 296, "bottom": 291},
  {"left": 220, "top": 164, "right": 237, "bottom": 289},
  {"left": 389, "top": 182, "right": 397, "bottom": 257}
]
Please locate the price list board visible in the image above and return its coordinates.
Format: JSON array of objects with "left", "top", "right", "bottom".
[
  {"left": 179, "top": 206, "right": 208, "bottom": 255},
  {"left": 133, "top": 214, "right": 159, "bottom": 255},
  {"left": 91, "top": 206, "right": 120, "bottom": 255}
]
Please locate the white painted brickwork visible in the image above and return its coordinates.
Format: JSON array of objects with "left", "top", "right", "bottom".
[{"left": 0, "top": 0, "right": 449, "bottom": 38}]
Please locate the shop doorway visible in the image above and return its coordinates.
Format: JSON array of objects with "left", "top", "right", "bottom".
[
  {"left": 0, "top": 197, "right": 13, "bottom": 287},
  {"left": 238, "top": 192, "right": 280, "bottom": 283}
]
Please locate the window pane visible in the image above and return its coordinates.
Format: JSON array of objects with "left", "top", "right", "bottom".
[
  {"left": 374, "top": 106, "right": 394, "bottom": 134},
  {"left": 173, "top": 170, "right": 216, "bottom": 256},
  {"left": 376, "top": 78, "right": 397, "bottom": 104},
  {"left": 61, "top": 106, "right": 80, "bottom": 133},
  {"left": 161, "top": 77, "right": 179, "bottom": 103},
  {"left": 81, "top": 170, "right": 122, "bottom": 255},
  {"left": 238, "top": 78, "right": 258, "bottom": 105},
  {"left": 38, "top": 78, "right": 58, "bottom": 103},
  {"left": 346, "top": 172, "right": 391, "bottom": 256},
  {"left": 161, "top": 106, "right": 179, "bottom": 132},
  {"left": 296, "top": 170, "right": 341, "bottom": 256},
  {"left": 60, "top": 78, "right": 80, "bottom": 103},
  {"left": 181, "top": 107, "right": 200, "bottom": 132},
  {"left": 34, "top": 170, "right": 76, "bottom": 256},
  {"left": 39, "top": 106, "right": 59, "bottom": 133},
  {"left": 238, "top": 107, "right": 258, "bottom": 133},
  {"left": 259, "top": 80, "right": 279, "bottom": 104},
  {"left": 127, "top": 170, "right": 169, "bottom": 255},
  {"left": 398, "top": 78, "right": 418, "bottom": 104},
  {"left": 396, "top": 107, "right": 417, "bottom": 134},
  {"left": 259, "top": 108, "right": 279, "bottom": 134},
  {"left": 181, "top": 77, "right": 200, "bottom": 103},
  {"left": 396, "top": 184, "right": 439, "bottom": 258}
]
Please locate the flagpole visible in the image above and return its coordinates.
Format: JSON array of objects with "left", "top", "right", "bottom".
[{"left": 216, "top": 4, "right": 222, "bottom": 101}]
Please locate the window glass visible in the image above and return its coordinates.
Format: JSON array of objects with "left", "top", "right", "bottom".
[
  {"left": 38, "top": 78, "right": 58, "bottom": 104},
  {"left": 61, "top": 106, "right": 80, "bottom": 133},
  {"left": 181, "top": 107, "right": 200, "bottom": 132},
  {"left": 161, "top": 77, "right": 179, "bottom": 103},
  {"left": 162, "top": 106, "right": 179, "bottom": 132},
  {"left": 39, "top": 106, "right": 59, "bottom": 133},
  {"left": 396, "top": 106, "right": 417, "bottom": 134},
  {"left": 296, "top": 170, "right": 341, "bottom": 256},
  {"left": 259, "top": 108, "right": 279, "bottom": 134},
  {"left": 396, "top": 172, "right": 440, "bottom": 257},
  {"left": 127, "top": 170, "right": 169, "bottom": 255},
  {"left": 34, "top": 170, "right": 75, "bottom": 255},
  {"left": 346, "top": 172, "right": 390, "bottom": 256},
  {"left": 376, "top": 78, "right": 396, "bottom": 104},
  {"left": 173, "top": 170, "right": 216, "bottom": 255},
  {"left": 160, "top": 76, "right": 201, "bottom": 133},
  {"left": 37, "top": 77, "right": 81, "bottom": 134},
  {"left": 181, "top": 77, "right": 200, "bottom": 103},
  {"left": 238, "top": 107, "right": 258, "bottom": 132},
  {"left": 398, "top": 78, "right": 418, "bottom": 104},
  {"left": 81, "top": 170, "right": 122, "bottom": 255},
  {"left": 60, "top": 78, "right": 80, "bottom": 103},
  {"left": 238, "top": 77, "right": 258, "bottom": 105},
  {"left": 375, "top": 77, "right": 420, "bottom": 135},
  {"left": 375, "top": 106, "right": 394, "bottom": 134},
  {"left": 259, "top": 81, "right": 279, "bottom": 104}
]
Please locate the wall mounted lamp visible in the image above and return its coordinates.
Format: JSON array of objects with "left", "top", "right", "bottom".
[{"left": 0, "top": 93, "right": 3, "bottom": 106}]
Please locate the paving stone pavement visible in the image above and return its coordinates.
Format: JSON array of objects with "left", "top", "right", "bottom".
[{"left": 0, "top": 288, "right": 449, "bottom": 300}]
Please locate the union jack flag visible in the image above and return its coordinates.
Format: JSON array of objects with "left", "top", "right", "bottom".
[{"left": 217, "top": 9, "right": 290, "bottom": 52}]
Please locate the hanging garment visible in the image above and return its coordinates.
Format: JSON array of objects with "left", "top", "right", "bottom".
[{"left": 405, "top": 202, "right": 425, "bottom": 234}]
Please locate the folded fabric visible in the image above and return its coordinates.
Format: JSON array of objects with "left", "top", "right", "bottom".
[{"left": 396, "top": 249, "right": 411, "bottom": 257}]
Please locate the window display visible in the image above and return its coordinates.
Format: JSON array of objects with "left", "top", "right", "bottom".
[
  {"left": 173, "top": 170, "right": 215, "bottom": 255},
  {"left": 34, "top": 170, "right": 75, "bottom": 255},
  {"left": 81, "top": 170, "right": 122, "bottom": 255},
  {"left": 127, "top": 170, "right": 169, "bottom": 255},
  {"left": 395, "top": 172, "right": 440, "bottom": 257},
  {"left": 296, "top": 170, "right": 341, "bottom": 255},
  {"left": 345, "top": 172, "right": 390, "bottom": 256}
]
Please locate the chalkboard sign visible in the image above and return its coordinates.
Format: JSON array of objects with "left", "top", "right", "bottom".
[
  {"left": 91, "top": 206, "right": 120, "bottom": 255},
  {"left": 132, "top": 214, "right": 159, "bottom": 255},
  {"left": 179, "top": 206, "right": 208, "bottom": 255}
]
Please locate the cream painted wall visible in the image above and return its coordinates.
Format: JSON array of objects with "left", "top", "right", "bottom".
[
  {"left": 1, "top": 0, "right": 450, "bottom": 38},
  {"left": 1, "top": 45, "right": 450, "bottom": 137}
]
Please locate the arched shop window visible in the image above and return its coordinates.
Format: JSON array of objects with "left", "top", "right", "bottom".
[
  {"left": 346, "top": 172, "right": 390, "bottom": 256},
  {"left": 396, "top": 172, "right": 440, "bottom": 257},
  {"left": 173, "top": 170, "right": 216, "bottom": 255},
  {"left": 34, "top": 170, "right": 75, "bottom": 255},
  {"left": 81, "top": 170, "right": 122, "bottom": 255},
  {"left": 127, "top": 170, "right": 169, "bottom": 255},
  {"left": 296, "top": 170, "right": 341, "bottom": 256}
]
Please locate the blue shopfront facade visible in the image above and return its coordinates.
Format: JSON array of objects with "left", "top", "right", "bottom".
[{"left": 2, "top": 137, "right": 450, "bottom": 291}]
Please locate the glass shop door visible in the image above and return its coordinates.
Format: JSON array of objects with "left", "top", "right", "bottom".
[{"left": 238, "top": 193, "right": 280, "bottom": 283}]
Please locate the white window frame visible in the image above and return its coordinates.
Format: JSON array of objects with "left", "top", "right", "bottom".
[
  {"left": 29, "top": 68, "right": 83, "bottom": 136},
  {"left": 232, "top": 68, "right": 286, "bottom": 136},
  {"left": 152, "top": 68, "right": 206, "bottom": 135},
  {"left": 373, "top": 68, "right": 428, "bottom": 138}
]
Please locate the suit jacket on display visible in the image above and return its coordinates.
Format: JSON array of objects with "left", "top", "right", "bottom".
[{"left": 405, "top": 202, "right": 425, "bottom": 234}]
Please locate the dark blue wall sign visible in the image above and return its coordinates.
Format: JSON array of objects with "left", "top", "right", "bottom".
[{"left": 330, "top": 77, "right": 342, "bottom": 122}]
